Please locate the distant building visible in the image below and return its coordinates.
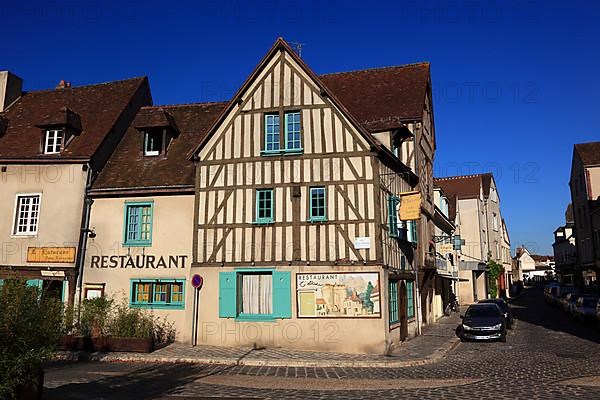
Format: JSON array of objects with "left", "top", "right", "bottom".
[
  {"left": 513, "top": 247, "right": 535, "bottom": 281},
  {"left": 434, "top": 173, "right": 510, "bottom": 303},
  {"left": 553, "top": 204, "right": 577, "bottom": 284},
  {"left": 569, "top": 142, "right": 600, "bottom": 290}
]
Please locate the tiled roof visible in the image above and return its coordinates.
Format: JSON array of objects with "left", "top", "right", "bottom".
[
  {"left": 133, "top": 107, "right": 176, "bottom": 129},
  {"left": 320, "top": 63, "right": 430, "bottom": 132},
  {"left": 0, "top": 77, "right": 147, "bottom": 160},
  {"left": 91, "top": 102, "right": 227, "bottom": 193},
  {"left": 574, "top": 142, "right": 600, "bottom": 166},
  {"left": 434, "top": 173, "right": 495, "bottom": 220}
]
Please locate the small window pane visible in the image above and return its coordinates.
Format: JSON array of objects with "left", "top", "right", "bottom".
[
  {"left": 144, "top": 131, "right": 163, "bottom": 156},
  {"left": 240, "top": 273, "right": 273, "bottom": 315},
  {"left": 285, "top": 111, "right": 301, "bottom": 150},
  {"left": 256, "top": 190, "right": 273, "bottom": 222},
  {"left": 264, "top": 114, "right": 280, "bottom": 152}
]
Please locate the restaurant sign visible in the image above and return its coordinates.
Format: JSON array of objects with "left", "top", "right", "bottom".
[
  {"left": 27, "top": 247, "right": 76, "bottom": 263},
  {"left": 297, "top": 272, "right": 381, "bottom": 318},
  {"left": 90, "top": 255, "right": 188, "bottom": 269},
  {"left": 398, "top": 191, "right": 422, "bottom": 221}
]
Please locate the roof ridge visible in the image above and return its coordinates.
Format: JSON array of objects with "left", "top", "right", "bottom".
[
  {"left": 143, "top": 101, "right": 229, "bottom": 109},
  {"left": 24, "top": 76, "right": 146, "bottom": 94},
  {"left": 434, "top": 173, "right": 491, "bottom": 181},
  {"left": 320, "top": 62, "right": 430, "bottom": 77}
]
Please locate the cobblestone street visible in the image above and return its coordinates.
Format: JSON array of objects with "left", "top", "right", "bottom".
[{"left": 44, "top": 285, "right": 600, "bottom": 399}]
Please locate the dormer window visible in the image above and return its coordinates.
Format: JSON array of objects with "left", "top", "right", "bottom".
[
  {"left": 133, "top": 108, "right": 178, "bottom": 158},
  {"left": 36, "top": 107, "right": 82, "bottom": 155},
  {"left": 144, "top": 130, "right": 163, "bottom": 156},
  {"left": 44, "top": 129, "right": 63, "bottom": 154}
]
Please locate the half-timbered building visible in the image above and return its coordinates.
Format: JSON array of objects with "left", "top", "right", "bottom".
[{"left": 191, "top": 39, "right": 435, "bottom": 353}]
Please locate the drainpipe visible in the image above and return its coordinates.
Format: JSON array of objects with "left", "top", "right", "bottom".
[{"left": 75, "top": 163, "right": 94, "bottom": 323}]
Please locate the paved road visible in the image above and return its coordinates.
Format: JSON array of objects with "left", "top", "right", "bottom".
[{"left": 44, "top": 285, "right": 600, "bottom": 399}]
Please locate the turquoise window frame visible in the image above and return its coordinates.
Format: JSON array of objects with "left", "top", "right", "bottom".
[
  {"left": 389, "top": 280, "right": 399, "bottom": 325},
  {"left": 255, "top": 189, "right": 274, "bottom": 224},
  {"left": 309, "top": 187, "right": 327, "bottom": 222},
  {"left": 263, "top": 113, "right": 280, "bottom": 154},
  {"left": 406, "top": 281, "right": 415, "bottom": 319},
  {"left": 235, "top": 268, "right": 275, "bottom": 322},
  {"left": 284, "top": 111, "right": 302, "bottom": 153},
  {"left": 388, "top": 195, "right": 399, "bottom": 237},
  {"left": 129, "top": 279, "right": 185, "bottom": 309},
  {"left": 407, "top": 220, "right": 418, "bottom": 244},
  {"left": 123, "top": 201, "right": 154, "bottom": 247}
]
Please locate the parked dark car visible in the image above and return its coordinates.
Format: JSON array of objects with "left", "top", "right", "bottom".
[
  {"left": 572, "top": 296, "right": 599, "bottom": 322},
  {"left": 478, "top": 298, "right": 514, "bottom": 329},
  {"left": 460, "top": 303, "right": 507, "bottom": 342},
  {"left": 563, "top": 292, "right": 583, "bottom": 314}
]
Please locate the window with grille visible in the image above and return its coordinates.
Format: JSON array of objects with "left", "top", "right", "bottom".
[
  {"left": 309, "top": 187, "right": 326, "bottom": 222},
  {"left": 285, "top": 111, "right": 301, "bottom": 151},
  {"left": 123, "top": 202, "right": 153, "bottom": 246},
  {"left": 130, "top": 280, "right": 185, "bottom": 308},
  {"left": 13, "top": 194, "right": 41, "bottom": 235},
  {"left": 255, "top": 189, "right": 274, "bottom": 223},
  {"left": 389, "top": 280, "right": 399, "bottom": 325},
  {"left": 388, "top": 195, "right": 400, "bottom": 237},
  {"left": 264, "top": 114, "right": 280, "bottom": 152},
  {"left": 407, "top": 281, "right": 415, "bottom": 319},
  {"left": 44, "top": 129, "right": 63, "bottom": 154}
]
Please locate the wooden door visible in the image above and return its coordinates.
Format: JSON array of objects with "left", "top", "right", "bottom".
[{"left": 399, "top": 281, "right": 408, "bottom": 341}]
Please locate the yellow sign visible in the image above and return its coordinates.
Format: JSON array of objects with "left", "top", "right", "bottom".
[
  {"left": 27, "top": 247, "right": 76, "bottom": 263},
  {"left": 398, "top": 191, "right": 422, "bottom": 221},
  {"left": 440, "top": 243, "right": 454, "bottom": 254}
]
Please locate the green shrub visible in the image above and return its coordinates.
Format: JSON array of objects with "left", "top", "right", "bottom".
[
  {"left": 108, "top": 299, "right": 154, "bottom": 339},
  {"left": 0, "top": 278, "right": 64, "bottom": 398},
  {"left": 79, "top": 297, "right": 113, "bottom": 337}
]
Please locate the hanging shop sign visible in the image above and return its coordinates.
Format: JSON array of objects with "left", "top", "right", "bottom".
[
  {"left": 296, "top": 272, "right": 381, "bottom": 318},
  {"left": 89, "top": 255, "right": 188, "bottom": 269},
  {"left": 27, "top": 247, "right": 76, "bottom": 263},
  {"left": 398, "top": 191, "right": 422, "bottom": 221}
]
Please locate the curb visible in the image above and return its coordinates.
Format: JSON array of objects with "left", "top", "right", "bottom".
[{"left": 53, "top": 338, "right": 460, "bottom": 369}]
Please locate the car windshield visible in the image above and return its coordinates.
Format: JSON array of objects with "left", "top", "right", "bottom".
[
  {"left": 479, "top": 300, "right": 508, "bottom": 312},
  {"left": 466, "top": 306, "right": 501, "bottom": 318}
]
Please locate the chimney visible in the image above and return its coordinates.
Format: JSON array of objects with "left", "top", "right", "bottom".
[
  {"left": 0, "top": 71, "right": 23, "bottom": 112},
  {"left": 56, "top": 80, "right": 71, "bottom": 89}
]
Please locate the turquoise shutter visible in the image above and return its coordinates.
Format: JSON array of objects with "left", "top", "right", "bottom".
[
  {"left": 387, "top": 196, "right": 398, "bottom": 237},
  {"left": 407, "top": 221, "right": 418, "bottom": 244},
  {"left": 272, "top": 271, "right": 292, "bottom": 318},
  {"left": 219, "top": 272, "right": 237, "bottom": 317},
  {"left": 26, "top": 279, "right": 42, "bottom": 289}
]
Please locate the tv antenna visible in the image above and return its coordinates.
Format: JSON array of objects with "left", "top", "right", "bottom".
[{"left": 291, "top": 41, "right": 305, "bottom": 57}]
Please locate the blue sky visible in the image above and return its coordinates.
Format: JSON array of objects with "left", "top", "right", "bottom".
[{"left": 2, "top": 0, "right": 599, "bottom": 254}]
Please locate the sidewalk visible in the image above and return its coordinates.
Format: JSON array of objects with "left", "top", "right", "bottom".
[{"left": 56, "top": 313, "right": 462, "bottom": 369}]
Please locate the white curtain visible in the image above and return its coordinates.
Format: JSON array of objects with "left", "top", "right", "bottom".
[{"left": 242, "top": 274, "right": 273, "bottom": 315}]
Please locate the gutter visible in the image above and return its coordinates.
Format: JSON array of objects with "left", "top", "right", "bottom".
[{"left": 75, "top": 164, "right": 94, "bottom": 319}]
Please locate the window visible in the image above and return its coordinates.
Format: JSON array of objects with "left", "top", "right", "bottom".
[
  {"left": 388, "top": 195, "right": 400, "bottom": 237},
  {"left": 13, "top": 194, "right": 41, "bottom": 235},
  {"left": 130, "top": 279, "right": 185, "bottom": 308},
  {"left": 264, "top": 114, "right": 280, "bottom": 153},
  {"left": 493, "top": 213, "right": 498, "bottom": 231},
  {"left": 144, "top": 130, "right": 163, "bottom": 156},
  {"left": 285, "top": 111, "right": 302, "bottom": 151},
  {"left": 389, "top": 280, "right": 399, "bottom": 325},
  {"left": 219, "top": 270, "right": 291, "bottom": 320},
  {"left": 309, "top": 187, "right": 327, "bottom": 222},
  {"left": 255, "top": 189, "right": 274, "bottom": 223},
  {"left": 407, "top": 220, "right": 418, "bottom": 244},
  {"left": 44, "top": 129, "right": 63, "bottom": 154},
  {"left": 123, "top": 202, "right": 153, "bottom": 246},
  {"left": 240, "top": 273, "right": 273, "bottom": 315},
  {"left": 263, "top": 111, "right": 302, "bottom": 154},
  {"left": 406, "top": 281, "right": 415, "bottom": 319}
]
